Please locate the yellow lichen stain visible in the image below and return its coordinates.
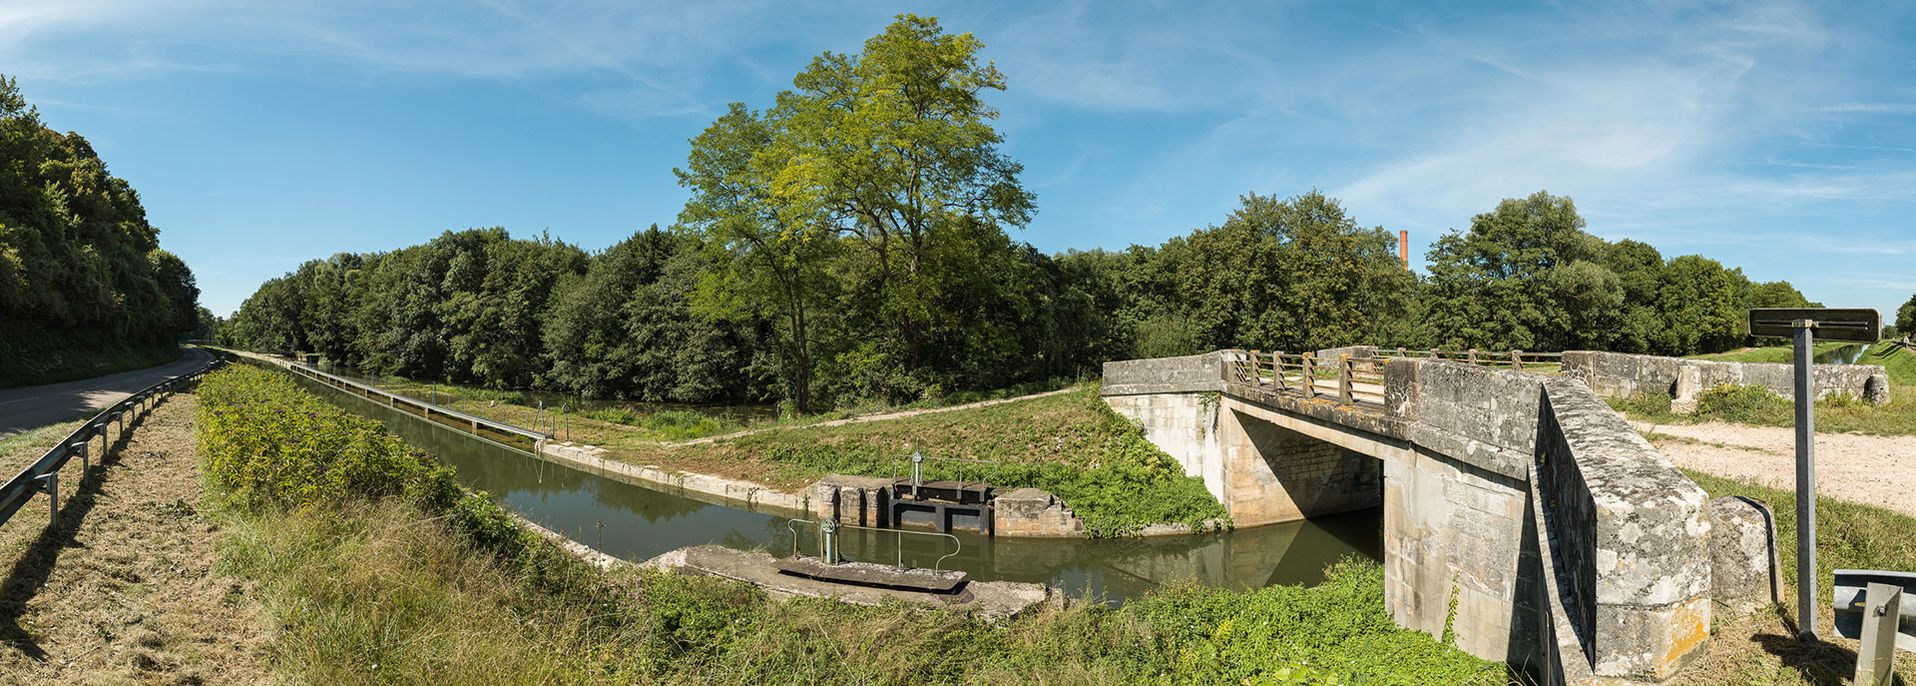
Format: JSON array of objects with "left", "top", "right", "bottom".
[{"left": 1656, "top": 599, "right": 1711, "bottom": 678}]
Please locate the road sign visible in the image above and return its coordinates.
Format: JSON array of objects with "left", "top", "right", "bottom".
[
  {"left": 1835, "top": 569, "right": 1915, "bottom": 685},
  {"left": 1749, "top": 308, "right": 1880, "bottom": 342}
]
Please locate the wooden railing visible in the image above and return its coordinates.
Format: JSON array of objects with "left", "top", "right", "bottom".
[
  {"left": 1223, "top": 347, "right": 1564, "bottom": 408},
  {"left": 1370, "top": 348, "right": 1563, "bottom": 372},
  {"left": 1226, "top": 351, "right": 1387, "bottom": 407}
]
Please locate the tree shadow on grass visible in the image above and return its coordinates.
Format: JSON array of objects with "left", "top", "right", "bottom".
[{"left": 0, "top": 407, "right": 149, "bottom": 662}]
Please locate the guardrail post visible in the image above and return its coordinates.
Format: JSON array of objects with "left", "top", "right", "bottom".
[
  {"left": 36, "top": 472, "right": 57, "bottom": 524},
  {"left": 1854, "top": 582, "right": 1902, "bottom": 686},
  {"left": 94, "top": 423, "right": 108, "bottom": 458},
  {"left": 70, "top": 441, "right": 88, "bottom": 474},
  {"left": 1338, "top": 356, "right": 1354, "bottom": 404},
  {"left": 1301, "top": 353, "right": 1316, "bottom": 398}
]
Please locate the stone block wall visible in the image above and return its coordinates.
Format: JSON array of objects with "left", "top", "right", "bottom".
[
  {"left": 1708, "top": 496, "right": 1781, "bottom": 615},
  {"left": 1534, "top": 374, "right": 1712, "bottom": 681},
  {"left": 1562, "top": 350, "right": 1889, "bottom": 407},
  {"left": 810, "top": 475, "right": 895, "bottom": 528},
  {"left": 1102, "top": 392, "right": 1225, "bottom": 503},
  {"left": 994, "top": 488, "right": 1086, "bottom": 537},
  {"left": 1101, "top": 352, "right": 1225, "bottom": 395},
  {"left": 1384, "top": 447, "right": 1533, "bottom": 663}
]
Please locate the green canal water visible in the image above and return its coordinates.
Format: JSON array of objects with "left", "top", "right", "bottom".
[{"left": 295, "top": 373, "right": 1383, "bottom": 604}]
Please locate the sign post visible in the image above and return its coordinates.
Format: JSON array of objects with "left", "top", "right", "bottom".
[{"left": 1749, "top": 308, "right": 1880, "bottom": 640}]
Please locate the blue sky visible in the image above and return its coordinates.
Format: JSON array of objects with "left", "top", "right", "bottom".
[{"left": 6, "top": 1, "right": 1915, "bottom": 319}]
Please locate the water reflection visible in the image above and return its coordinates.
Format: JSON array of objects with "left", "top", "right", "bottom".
[{"left": 297, "top": 374, "right": 1382, "bottom": 604}]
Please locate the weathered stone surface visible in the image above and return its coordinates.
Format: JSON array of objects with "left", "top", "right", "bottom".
[
  {"left": 810, "top": 474, "right": 894, "bottom": 528},
  {"left": 1539, "top": 376, "right": 1713, "bottom": 681},
  {"left": 1101, "top": 352, "right": 1225, "bottom": 395},
  {"left": 993, "top": 488, "right": 1085, "bottom": 537},
  {"left": 643, "top": 545, "right": 1054, "bottom": 622},
  {"left": 1708, "top": 496, "right": 1780, "bottom": 615},
  {"left": 1103, "top": 350, "right": 1717, "bottom": 680},
  {"left": 1564, "top": 350, "right": 1889, "bottom": 406}
]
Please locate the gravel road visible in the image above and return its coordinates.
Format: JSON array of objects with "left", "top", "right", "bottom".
[{"left": 1636, "top": 419, "right": 1916, "bottom": 518}]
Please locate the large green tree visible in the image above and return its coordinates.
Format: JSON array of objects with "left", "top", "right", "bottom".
[{"left": 0, "top": 75, "right": 200, "bottom": 384}]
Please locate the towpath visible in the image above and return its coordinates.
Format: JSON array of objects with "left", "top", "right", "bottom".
[
  {"left": 0, "top": 392, "right": 271, "bottom": 683},
  {"left": 665, "top": 386, "right": 1080, "bottom": 447},
  {"left": 1635, "top": 419, "right": 1916, "bottom": 518}
]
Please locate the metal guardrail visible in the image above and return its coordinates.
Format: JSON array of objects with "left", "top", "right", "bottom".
[
  {"left": 786, "top": 518, "right": 962, "bottom": 572},
  {"left": 265, "top": 357, "right": 546, "bottom": 444},
  {"left": 0, "top": 352, "right": 225, "bottom": 528},
  {"left": 891, "top": 441, "right": 999, "bottom": 500}
]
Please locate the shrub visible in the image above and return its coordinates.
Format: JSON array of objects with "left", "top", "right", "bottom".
[
  {"left": 197, "top": 364, "right": 533, "bottom": 558},
  {"left": 1693, "top": 384, "right": 1788, "bottom": 424}
]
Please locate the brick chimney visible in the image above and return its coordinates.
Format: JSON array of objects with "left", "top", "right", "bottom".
[{"left": 1398, "top": 230, "right": 1409, "bottom": 269}]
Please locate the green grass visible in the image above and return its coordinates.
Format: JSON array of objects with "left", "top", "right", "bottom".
[
  {"left": 662, "top": 384, "right": 1230, "bottom": 536},
  {"left": 1675, "top": 469, "right": 1916, "bottom": 684},
  {"left": 202, "top": 361, "right": 1503, "bottom": 685},
  {"left": 1689, "top": 342, "right": 1850, "bottom": 365},
  {"left": 221, "top": 499, "right": 1503, "bottom": 685},
  {"left": 0, "top": 417, "right": 91, "bottom": 475}
]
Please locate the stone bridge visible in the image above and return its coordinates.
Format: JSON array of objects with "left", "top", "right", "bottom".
[{"left": 1103, "top": 349, "right": 1771, "bottom": 684}]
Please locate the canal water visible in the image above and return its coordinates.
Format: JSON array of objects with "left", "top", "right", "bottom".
[
  {"left": 1815, "top": 343, "right": 1871, "bottom": 365},
  {"left": 294, "top": 373, "right": 1383, "bottom": 604}
]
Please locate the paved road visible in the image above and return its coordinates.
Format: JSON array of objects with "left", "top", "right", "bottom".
[{"left": 0, "top": 348, "right": 211, "bottom": 437}]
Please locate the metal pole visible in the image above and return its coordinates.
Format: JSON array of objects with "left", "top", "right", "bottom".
[
  {"left": 911, "top": 446, "right": 924, "bottom": 500},
  {"left": 820, "top": 518, "right": 838, "bottom": 564},
  {"left": 1793, "top": 320, "right": 1819, "bottom": 639}
]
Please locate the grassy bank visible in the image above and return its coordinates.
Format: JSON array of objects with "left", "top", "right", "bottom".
[
  {"left": 198, "top": 364, "right": 1503, "bottom": 684},
  {"left": 1676, "top": 469, "right": 1916, "bottom": 684},
  {"left": 1689, "top": 342, "right": 1850, "bottom": 365},
  {"left": 652, "top": 385, "right": 1229, "bottom": 536},
  {"left": 363, "top": 369, "right": 1077, "bottom": 443},
  {"left": 0, "top": 338, "right": 180, "bottom": 389},
  {"left": 320, "top": 361, "right": 1223, "bottom": 536}
]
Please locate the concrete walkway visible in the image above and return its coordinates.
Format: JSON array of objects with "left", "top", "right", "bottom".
[{"left": 0, "top": 348, "right": 211, "bottom": 437}]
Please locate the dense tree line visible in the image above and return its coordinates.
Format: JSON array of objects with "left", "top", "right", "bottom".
[
  {"left": 224, "top": 16, "right": 1827, "bottom": 412},
  {"left": 0, "top": 76, "right": 200, "bottom": 385}
]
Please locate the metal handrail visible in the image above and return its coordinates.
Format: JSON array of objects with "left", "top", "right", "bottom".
[
  {"left": 0, "top": 351, "right": 225, "bottom": 528},
  {"left": 785, "top": 518, "right": 962, "bottom": 572},
  {"left": 891, "top": 442, "right": 999, "bottom": 499},
  {"left": 272, "top": 359, "right": 545, "bottom": 441}
]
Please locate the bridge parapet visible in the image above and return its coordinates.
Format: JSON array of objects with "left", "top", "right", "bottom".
[{"left": 1103, "top": 351, "right": 1721, "bottom": 682}]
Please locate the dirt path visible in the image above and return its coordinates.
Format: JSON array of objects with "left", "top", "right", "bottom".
[
  {"left": 665, "top": 386, "right": 1081, "bottom": 447},
  {"left": 0, "top": 393, "right": 272, "bottom": 685},
  {"left": 1635, "top": 419, "right": 1916, "bottom": 518}
]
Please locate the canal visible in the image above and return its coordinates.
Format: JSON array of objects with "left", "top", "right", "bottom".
[{"left": 293, "top": 371, "right": 1384, "bottom": 604}]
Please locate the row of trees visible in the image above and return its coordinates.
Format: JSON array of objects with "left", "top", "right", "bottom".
[
  {"left": 0, "top": 75, "right": 201, "bottom": 384},
  {"left": 222, "top": 16, "right": 1826, "bottom": 412}
]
